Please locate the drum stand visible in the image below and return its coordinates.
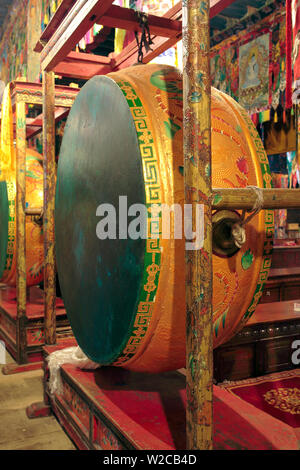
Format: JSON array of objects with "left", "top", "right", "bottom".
[
  {"left": 0, "top": 82, "right": 77, "bottom": 374},
  {"left": 26, "top": 0, "right": 300, "bottom": 450}
]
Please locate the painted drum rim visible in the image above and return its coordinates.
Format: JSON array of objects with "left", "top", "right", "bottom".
[
  {"left": 0, "top": 148, "right": 44, "bottom": 286},
  {"left": 0, "top": 180, "right": 10, "bottom": 279},
  {"left": 113, "top": 67, "right": 274, "bottom": 367},
  {"left": 211, "top": 90, "right": 274, "bottom": 345}
]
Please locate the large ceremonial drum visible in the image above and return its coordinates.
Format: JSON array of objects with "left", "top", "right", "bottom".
[
  {"left": 0, "top": 148, "right": 44, "bottom": 286},
  {"left": 55, "top": 64, "right": 273, "bottom": 372}
]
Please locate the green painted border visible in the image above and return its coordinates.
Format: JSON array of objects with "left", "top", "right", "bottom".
[
  {"left": 113, "top": 79, "right": 274, "bottom": 358},
  {"left": 113, "top": 80, "right": 162, "bottom": 366},
  {"left": 213, "top": 106, "right": 274, "bottom": 338},
  {"left": 0, "top": 180, "right": 15, "bottom": 280}
]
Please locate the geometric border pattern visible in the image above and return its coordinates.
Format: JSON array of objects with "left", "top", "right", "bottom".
[
  {"left": 113, "top": 81, "right": 162, "bottom": 366},
  {"left": 239, "top": 107, "right": 274, "bottom": 322},
  {"left": 111, "top": 79, "right": 274, "bottom": 363},
  {"left": 2, "top": 180, "right": 15, "bottom": 276}
]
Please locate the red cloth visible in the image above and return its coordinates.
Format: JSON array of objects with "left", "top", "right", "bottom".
[
  {"left": 287, "top": 0, "right": 293, "bottom": 108},
  {"left": 221, "top": 370, "right": 300, "bottom": 430},
  {"left": 292, "top": 0, "right": 300, "bottom": 83},
  {"left": 58, "top": 363, "right": 299, "bottom": 450}
]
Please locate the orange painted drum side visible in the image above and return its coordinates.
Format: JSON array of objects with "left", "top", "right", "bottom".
[
  {"left": 106, "top": 64, "right": 273, "bottom": 373},
  {"left": 1, "top": 148, "right": 44, "bottom": 286}
]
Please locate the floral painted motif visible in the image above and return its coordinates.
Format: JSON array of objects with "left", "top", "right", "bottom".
[
  {"left": 241, "top": 249, "right": 254, "bottom": 271},
  {"left": 264, "top": 388, "right": 300, "bottom": 415}
]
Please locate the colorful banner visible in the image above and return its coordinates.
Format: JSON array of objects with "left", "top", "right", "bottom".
[
  {"left": 211, "top": 7, "right": 287, "bottom": 115},
  {"left": 239, "top": 34, "right": 270, "bottom": 111},
  {"left": 0, "top": 0, "right": 28, "bottom": 83},
  {"left": 271, "top": 172, "right": 289, "bottom": 238},
  {"left": 292, "top": 0, "right": 300, "bottom": 84},
  {"left": 41, "top": 0, "right": 62, "bottom": 31}
]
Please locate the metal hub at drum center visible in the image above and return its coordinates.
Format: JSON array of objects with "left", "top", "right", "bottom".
[{"left": 212, "top": 210, "right": 242, "bottom": 258}]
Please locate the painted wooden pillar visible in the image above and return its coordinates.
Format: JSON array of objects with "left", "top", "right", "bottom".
[
  {"left": 43, "top": 71, "right": 56, "bottom": 345},
  {"left": 16, "top": 100, "right": 28, "bottom": 364},
  {"left": 183, "top": 0, "right": 213, "bottom": 449}
]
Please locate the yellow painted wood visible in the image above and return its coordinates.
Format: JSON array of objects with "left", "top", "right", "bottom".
[
  {"left": 183, "top": 0, "right": 213, "bottom": 450},
  {"left": 15, "top": 100, "right": 27, "bottom": 363},
  {"left": 43, "top": 71, "right": 56, "bottom": 345},
  {"left": 212, "top": 188, "right": 300, "bottom": 210}
]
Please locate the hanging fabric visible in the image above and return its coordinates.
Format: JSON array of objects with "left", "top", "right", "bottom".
[
  {"left": 265, "top": 120, "right": 297, "bottom": 154},
  {"left": 114, "top": 0, "right": 129, "bottom": 54},
  {"left": 292, "top": 0, "right": 300, "bottom": 86},
  {"left": 286, "top": 0, "right": 293, "bottom": 108}
]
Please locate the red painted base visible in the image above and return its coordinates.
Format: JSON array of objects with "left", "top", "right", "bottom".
[
  {"left": 38, "top": 344, "right": 299, "bottom": 450},
  {"left": 26, "top": 402, "right": 52, "bottom": 419},
  {"left": 0, "top": 286, "right": 73, "bottom": 366}
]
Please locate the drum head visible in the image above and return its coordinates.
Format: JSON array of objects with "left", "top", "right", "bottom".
[{"left": 55, "top": 76, "right": 146, "bottom": 364}]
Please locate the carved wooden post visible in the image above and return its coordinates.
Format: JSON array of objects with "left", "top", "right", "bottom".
[
  {"left": 43, "top": 71, "right": 56, "bottom": 345},
  {"left": 183, "top": 0, "right": 213, "bottom": 449},
  {"left": 16, "top": 99, "right": 28, "bottom": 363}
]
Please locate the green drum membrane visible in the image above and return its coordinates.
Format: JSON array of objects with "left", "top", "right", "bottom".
[{"left": 55, "top": 76, "right": 146, "bottom": 364}]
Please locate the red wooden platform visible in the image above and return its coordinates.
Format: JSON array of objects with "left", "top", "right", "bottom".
[
  {"left": 0, "top": 286, "right": 72, "bottom": 367},
  {"left": 35, "top": 343, "right": 299, "bottom": 450},
  {"left": 249, "top": 299, "right": 300, "bottom": 324},
  {"left": 214, "top": 299, "right": 300, "bottom": 383}
]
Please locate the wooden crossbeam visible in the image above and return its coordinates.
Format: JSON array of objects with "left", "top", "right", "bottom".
[
  {"left": 47, "top": 2, "right": 183, "bottom": 78},
  {"left": 99, "top": 4, "right": 182, "bottom": 37},
  {"left": 98, "top": 0, "right": 237, "bottom": 74},
  {"left": 210, "top": 0, "right": 238, "bottom": 17},
  {"left": 36, "top": 3, "right": 181, "bottom": 53},
  {"left": 5, "top": 107, "right": 71, "bottom": 140},
  {"left": 25, "top": 208, "right": 43, "bottom": 217},
  {"left": 212, "top": 188, "right": 300, "bottom": 210},
  {"left": 41, "top": 0, "right": 116, "bottom": 71},
  {"left": 110, "top": 2, "right": 182, "bottom": 72},
  {"left": 56, "top": 2, "right": 181, "bottom": 77},
  {"left": 26, "top": 107, "right": 70, "bottom": 139},
  {"left": 54, "top": 51, "right": 112, "bottom": 79},
  {"left": 111, "top": 35, "right": 181, "bottom": 71},
  {"left": 39, "top": 0, "right": 237, "bottom": 75}
]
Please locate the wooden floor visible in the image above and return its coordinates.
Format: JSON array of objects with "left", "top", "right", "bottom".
[{"left": 0, "top": 350, "right": 75, "bottom": 450}]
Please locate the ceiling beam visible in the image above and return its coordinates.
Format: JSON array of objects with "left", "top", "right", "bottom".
[{"left": 39, "top": 0, "right": 239, "bottom": 75}]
